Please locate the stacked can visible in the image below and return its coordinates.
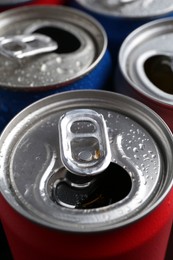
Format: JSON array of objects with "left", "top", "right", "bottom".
[
  {"left": 70, "top": 0, "right": 173, "bottom": 65},
  {"left": 115, "top": 17, "right": 173, "bottom": 132},
  {"left": 0, "top": 90, "right": 173, "bottom": 260},
  {"left": 0, "top": 5, "right": 112, "bottom": 132},
  {"left": 0, "top": 0, "right": 64, "bottom": 11}
]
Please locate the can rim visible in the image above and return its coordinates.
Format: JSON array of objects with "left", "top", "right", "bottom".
[{"left": 0, "top": 90, "right": 173, "bottom": 233}]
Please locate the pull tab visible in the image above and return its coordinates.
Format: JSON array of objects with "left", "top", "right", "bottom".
[
  {"left": 0, "top": 34, "right": 58, "bottom": 59},
  {"left": 59, "top": 109, "right": 111, "bottom": 176}
]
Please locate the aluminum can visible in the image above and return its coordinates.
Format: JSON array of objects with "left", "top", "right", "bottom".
[
  {"left": 115, "top": 17, "right": 173, "bottom": 132},
  {"left": 70, "top": 0, "right": 173, "bottom": 65},
  {"left": 0, "top": 90, "right": 173, "bottom": 260},
  {"left": 0, "top": 5, "right": 112, "bottom": 133}
]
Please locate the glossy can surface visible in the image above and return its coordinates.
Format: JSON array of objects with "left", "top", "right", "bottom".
[
  {"left": 116, "top": 17, "right": 173, "bottom": 132},
  {"left": 71, "top": 0, "right": 173, "bottom": 65},
  {"left": 0, "top": 5, "right": 111, "bottom": 132},
  {"left": 0, "top": 90, "right": 173, "bottom": 259}
]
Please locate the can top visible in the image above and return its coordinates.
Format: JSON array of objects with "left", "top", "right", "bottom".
[
  {"left": 75, "top": 0, "right": 173, "bottom": 18},
  {"left": 119, "top": 17, "right": 173, "bottom": 105},
  {"left": 0, "top": 90, "right": 172, "bottom": 232},
  {"left": 0, "top": 5, "right": 107, "bottom": 90}
]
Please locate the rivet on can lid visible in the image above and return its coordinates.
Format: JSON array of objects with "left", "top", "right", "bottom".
[
  {"left": 0, "top": 34, "right": 58, "bottom": 59},
  {"left": 59, "top": 109, "right": 111, "bottom": 176}
]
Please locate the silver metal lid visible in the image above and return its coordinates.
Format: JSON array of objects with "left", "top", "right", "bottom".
[
  {"left": 75, "top": 0, "right": 173, "bottom": 18},
  {"left": 119, "top": 17, "right": 173, "bottom": 105},
  {"left": 0, "top": 5, "right": 107, "bottom": 89},
  {"left": 0, "top": 90, "right": 172, "bottom": 232}
]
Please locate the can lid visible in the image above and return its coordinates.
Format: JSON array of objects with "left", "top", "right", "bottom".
[
  {"left": 119, "top": 17, "right": 173, "bottom": 105},
  {"left": 0, "top": 5, "right": 107, "bottom": 90},
  {"left": 0, "top": 90, "right": 173, "bottom": 232},
  {"left": 75, "top": 0, "right": 173, "bottom": 18}
]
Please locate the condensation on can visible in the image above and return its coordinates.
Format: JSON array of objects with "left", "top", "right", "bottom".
[
  {"left": 0, "top": 5, "right": 112, "bottom": 132},
  {"left": 70, "top": 0, "right": 173, "bottom": 65},
  {"left": 115, "top": 17, "right": 173, "bottom": 132},
  {"left": 0, "top": 90, "right": 173, "bottom": 260}
]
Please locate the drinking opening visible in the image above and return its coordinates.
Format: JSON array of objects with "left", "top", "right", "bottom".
[
  {"left": 33, "top": 26, "right": 81, "bottom": 54},
  {"left": 144, "top": 55, "right": 173, "bottom": 94},
  {"left": 52, "top": 163, "right": 132, "bottom": 209}
]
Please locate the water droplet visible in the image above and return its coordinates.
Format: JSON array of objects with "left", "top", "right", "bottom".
[
  {"left": 76, "top": 61, "right": 81, "bottom": 67},
  {"left": 56, "top": 57, "right": 62, "bottom": 64},
  {"left": 57, "top": 67, "right": 63, "bottom": 74},
  {"left": 133, "top": 147, "right": 138, "bottom": 153},
  {"left": 41, "top": 64, "right": 47, "bottom": 71},
  {"left": 139, "top": 143, "right": 145, "bottom": 150},
  {"left": 151, "top": 154, "right": 156, "bottom": 159},
  {"left": 108, "top": 112, "right": 113, "bottom": 118},
  {"left": 134, "top": 154, "right": 139, "bottom": 159},
  {"left": 17, "top": 77, "right": 22, "bottom": 82}
]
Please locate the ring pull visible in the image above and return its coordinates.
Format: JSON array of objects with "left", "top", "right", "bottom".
[
  {"left": 0, "top": 34, "right": 58, "bottom": 59},
  {"left": 59, "top": 109, "right": 111, "bottom": 176}
]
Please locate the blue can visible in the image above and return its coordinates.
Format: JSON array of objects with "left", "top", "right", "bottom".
[
  {"left": 0, "top": 5, "right": 112, "bottom": 132},
  {"left": 70, "top": 0, "right": 173, "bottom": 65}
]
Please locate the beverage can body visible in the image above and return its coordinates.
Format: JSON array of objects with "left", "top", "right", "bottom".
[
  {"left": 70, "top": 0, "right": 173, "bottom": 65},
  {"left": 0, "top": 5, "right": 112, "bottom": 132},
  {"left": 0, "top": 90, "right": 173, "bottom": 259},
  {"left": 115, "top": 17, "right": 173, "bottom": 132}
]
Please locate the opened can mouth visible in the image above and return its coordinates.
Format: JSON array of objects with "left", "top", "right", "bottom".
[
  {"left": 49, "top": 163, "right": 132, "bottom": 209},
  {"left": 0, "top": 90, "right": 173, "bottom": 232},
  {"left": 144, "top": 54, "right": 173, "bottom": 94}
]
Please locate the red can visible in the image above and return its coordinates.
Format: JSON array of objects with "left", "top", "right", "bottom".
[
  {"left": 115, "top": 17, "right": 173, "bottom": 132},
  {"left": 0, "top": 90, "right": 173, "bottom": 260}
]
